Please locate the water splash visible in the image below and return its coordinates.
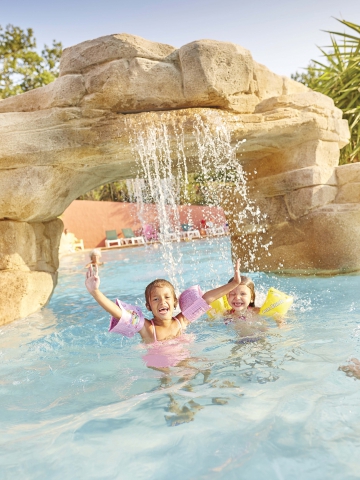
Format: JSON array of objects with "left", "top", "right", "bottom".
[{"left": 126, "top": 111, "right": 271, "bottom": 288}]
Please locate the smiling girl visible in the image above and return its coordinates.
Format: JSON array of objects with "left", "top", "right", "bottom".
[
  {"left": 225, "top": 275, "right": 259, "bottom": 320},
  {"left": 85, "top": 260, "right": 242, "bottom": 344}
]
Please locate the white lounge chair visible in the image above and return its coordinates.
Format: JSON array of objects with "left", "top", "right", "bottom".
[
  {"left": 105, "top": 230, "right": 122, "bottom": 247},
  {"left": 121, "top": 228, "right": 145, "bottom": 246}
]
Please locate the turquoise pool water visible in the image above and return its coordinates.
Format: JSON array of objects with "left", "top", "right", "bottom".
[{"left": 1, "top": 237, "right": 360, "bottom": 479}]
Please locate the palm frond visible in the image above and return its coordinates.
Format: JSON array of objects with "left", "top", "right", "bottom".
[{"left": 302, "top": 18, "right": 360, "bottom": 163}]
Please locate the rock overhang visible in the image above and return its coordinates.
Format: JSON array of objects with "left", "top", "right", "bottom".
[{"left": 0, "top": 32, "right": 357, "bottom": 325}]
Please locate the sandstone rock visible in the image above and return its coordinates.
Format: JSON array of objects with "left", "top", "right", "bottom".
[
  {"left": 0, "top": 75, "right": 86, "bottom": 114},
  {"left": 179, "top": 39, "right": 258, "bottom": 112},
  {"left": 230, "top": 221, "right": 313, "bottom": 273},
  {"left": 0, "top": 162, "right": 137, "bottom": 222},
  {"left": 230, "top": 204, "right": 360, "bottom": 274},
  {"left": 336, "top": 162, "right": 360, "bottom": 185},
  {"left": 335, "top": 163, "right": 360, "bottom": 203},
  {"left": 0, "top": 218, "right": 62, "bottom": 325},
  {"left": 285, "top": 185, "right": 337, "bottom": 219},
  {"left": 221, "top": 186, "right": 291, "bottom": 226},
  {"left": 59, "top": 33, "right": 177, "bottom": 76},
  {"left": 0, "top": 219, "right": 62, "bottom": 272},
  {"left": 0, "top": 33, "right": 355, "bottom": 324},
  {"left": 247, "top": 165, "right": 336, "bottom": 197},
  {"left": 336, "top": 183, "right": 360, "bottom": 203},
  {"left": 0, "top": 221, "right": 38, "bottom": 271},
  {"left": 0, "top": 34, "right": 315, "bottom": 116},
  {"left": 241, "top": 140, "right": 340, "bottom": 180},
  {"left": 255, "top": 91, "right": 339, "bottom": 116},
  {"left": 282, "top": 76, "right": 310, "bottom": 96},
  {"left": 0, "top": 106, "right": 345, "bottom": 223},
  {"left": 305, "top": 204, "right": 360, "bottom": 273},
  {"left": 285, "top": 140, "right": 340, "bottom": 170},
  {"left": 252, "top": 62, "right": 284, "bottom": 100},
  {"left": 252, "top": 63, "right": 308, "bottom": 100},
  {"left": 81, "top": 58, "right": 184, "bottom": 112},
  {"left": 0, "top": 271, "right": 57, "bottom": 326}
]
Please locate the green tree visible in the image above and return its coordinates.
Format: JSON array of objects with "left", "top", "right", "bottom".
[
  {"left": 77, "top": 181, "right": 133, "bottom": 203},
  {"left": 292, "top": 19, "right": 360, "bottom": 164},
  {"left": 0, "top": 24, "right": 62, "bottom": 99},
  {"left": 78, "top": 175, "right": 210, "bottom": 205}
]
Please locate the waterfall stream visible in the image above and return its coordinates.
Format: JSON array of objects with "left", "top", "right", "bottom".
[{"left": 126, "top": 112, "right": 271, "bottom": 291}]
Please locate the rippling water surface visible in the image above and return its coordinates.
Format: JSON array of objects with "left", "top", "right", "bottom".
[{"left": 1, "top": 238, "right": 360, "bottom": 480}]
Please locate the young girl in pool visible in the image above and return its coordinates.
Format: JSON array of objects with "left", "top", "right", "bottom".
[
  {"left": 85, "top": 259, "right": 242, "bottom": 344},
  {"left": 225, "top": 275, "right": 259, "bottom": 320},
  {"left": 224, "top": 275, "right": 285, "bottom": 328}
]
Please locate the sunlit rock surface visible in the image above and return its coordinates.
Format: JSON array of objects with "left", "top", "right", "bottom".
[{"left": 0, "top": 33, "right": 355, "bottom": 324}]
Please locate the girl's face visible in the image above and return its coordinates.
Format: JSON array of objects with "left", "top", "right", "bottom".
[
  {"left": 227, "top": 284, "right": 253, "bottom": 312},
  {"left": 147, "top": 286, "right": 176, "bottom": 321}
]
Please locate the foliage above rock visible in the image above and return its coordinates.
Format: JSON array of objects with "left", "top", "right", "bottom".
[
  {"left": 0, "top": 24, "right": 62, "bottom": 99},
  {"left": 292, "top": 19, "right": 360, "bottom": 164}
]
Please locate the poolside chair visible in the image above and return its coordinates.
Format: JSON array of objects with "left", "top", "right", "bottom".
[
  {"left": 179, "top": 224, "right": 191, "bottom": 239},
  {"left": 105, "top": 230, "right": 122, "bottom": 248},
  {"left": 180, "top": 224, "right": 200, "bottom": 240},
  {"left": 158, "top": 226, "right": 179, "bottom": 242},
  {"left": 121, "top": 228, "right": 145, "bottom": 246},
  {"left": 205, "top": 226, "right": 216, "bottom": 237},
  {"left": 214, "top": 226, "right": 225, "bottom": 236},
  {"left": 73, "top": 239, "right": 84, "bottom": 251},
  {"left": 181, "top": 223, "right": 191, "bottom": 231}
]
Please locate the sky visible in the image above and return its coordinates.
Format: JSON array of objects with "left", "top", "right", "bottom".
[{"left": 1, "top": 0, "right": 360, "bottom": 77}]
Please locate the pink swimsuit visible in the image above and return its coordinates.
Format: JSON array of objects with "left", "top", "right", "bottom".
[
  {"left": 149, "top": 317, "right": 183, "bottom": 342},
  {"left": 142, "top": 318, "right": 193, "bottom": 368}
]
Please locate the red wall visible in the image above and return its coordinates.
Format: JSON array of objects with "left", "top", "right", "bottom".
[{"left": 61, "top": 200, "right": 226, "bottom": 249}]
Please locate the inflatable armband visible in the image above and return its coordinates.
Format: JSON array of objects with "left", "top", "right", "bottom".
[
  {"left": 206, "top": 296, "right": 231, "bottom": 319},
  {"left": 259, "top": 288, "right": 293, "bottom": 319},
  {"left": 109, "top": 299, "right": 145, "bottom": 337},
  {"left": 179, "top": 285, "right": 211, "bottom": 322}
]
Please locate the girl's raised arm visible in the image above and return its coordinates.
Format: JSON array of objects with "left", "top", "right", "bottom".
[
  {"left": 85, "top": 266, "right": 122, "bottom": 319},
  {"left": 202, "top": 259, "right": 241, "bottom": 304}
]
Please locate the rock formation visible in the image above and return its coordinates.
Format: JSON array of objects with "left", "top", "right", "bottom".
[{"left": 0, "top": 33, "right": 356, "bottom": 325}]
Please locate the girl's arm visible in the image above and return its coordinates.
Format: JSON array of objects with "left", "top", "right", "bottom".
[
  {"left": 85, "top": 266, "right": 122, "bottom": 319},
  {"left": 177, "top": 260, "right": 241, "bottom": 326},
  {"left": 202, "top": 259, "right": 241, "bottom": 304}
]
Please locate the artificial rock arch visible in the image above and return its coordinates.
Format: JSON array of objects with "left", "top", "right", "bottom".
[{"left": 0, "top": 33, "right": 359, "bottom": 325}]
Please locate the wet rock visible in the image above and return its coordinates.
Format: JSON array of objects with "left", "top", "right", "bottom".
[{"left": 0, "top": 33, "right": 355, "bottom": 324}]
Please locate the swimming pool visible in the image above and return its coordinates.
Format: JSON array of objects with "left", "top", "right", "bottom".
[{"left": 1, "top": 237, "right": 360, "bottom": 479}]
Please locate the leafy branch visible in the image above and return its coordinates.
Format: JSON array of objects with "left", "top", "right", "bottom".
[{"left": 292, "top": 19, "right": 360, "bottom": 164}]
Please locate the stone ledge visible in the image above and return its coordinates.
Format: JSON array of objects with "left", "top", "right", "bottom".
[
  {"left": 0, "top": 219, "right": 62, "bottom": 271},
  {"left": 285, "top": 185, "right": 337, "bottom": 219},
  {"left": 336, "top": 162, "right": 360, "bottom": 185},
  {"left": 0, "top": 270, "right": 57, "bottom": 326},
  {"left": 247, "top": 165, "right": 336, "bottom": 197},
  {"left": 0, "top": 75, "right": 86, "bottom": 114},
  {"left": 336, "top": 183, "right": 360, "bottom": 203},
  {"left": 0, "top": 34, "right": 310, "bottom": 116},
  {"left": 59, "top": 33, "right": 177, "bottom": 75}
]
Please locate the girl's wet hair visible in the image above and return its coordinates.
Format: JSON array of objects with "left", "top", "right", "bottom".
[
  {"left": 228, "top": 276, "right": 256, "bottom": 307},
  {"left": 145, "top": 279, "right": 178, "bottom": 309}
]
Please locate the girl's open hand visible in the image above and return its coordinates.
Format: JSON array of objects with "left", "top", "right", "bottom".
[
  {"left": 233, "top": 259, "right": 241, "bottom": 284},
  {"left": 85, "top": 265, "right": 100, "bottom": 293}
]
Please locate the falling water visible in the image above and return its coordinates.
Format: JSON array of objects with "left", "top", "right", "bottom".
[{"left": 126, "top": 111, "right": 271, "bottom": 290}]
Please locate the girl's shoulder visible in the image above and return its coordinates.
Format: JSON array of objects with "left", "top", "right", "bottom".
[
  {"left": 140, "top": 318, "right": 156, "bottom": 343},
  {"left": 175, "top": 312, "right": 188, "bottom": 328},
  {"left": 250, "top": 306, "right": 260, "bottom": 314}
]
